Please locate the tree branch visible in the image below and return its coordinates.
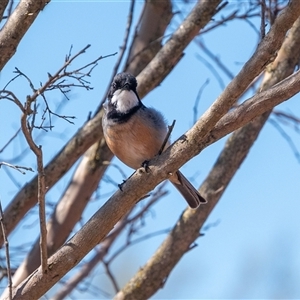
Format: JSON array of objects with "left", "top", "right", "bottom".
[
  {"left": 114, "top": 14, "right": 300, "bottom": 300},
  {"left": 20, "top": 99, "right": 48, "bottom": 274},
  {"left": 51, "top": 184, "right": 167, "bottom": 300},
  {"left": 136, "top": 0, "right": 223, "bottom": 98}
]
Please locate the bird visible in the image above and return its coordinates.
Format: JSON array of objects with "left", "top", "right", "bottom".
[{"left": 102, "top": 72, "right": 206, "bottom": 209}]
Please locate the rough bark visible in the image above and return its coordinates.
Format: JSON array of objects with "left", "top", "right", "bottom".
[
  {"left": 125, "top": 0, "right": 173, "bottom": 74},
  {"left": 114, "top": 15, "right": 300, "bottom": 300}
]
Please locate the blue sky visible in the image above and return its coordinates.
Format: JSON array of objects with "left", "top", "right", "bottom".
[{"left": 0, "top": 1, "right": 300, "bottom": 299}]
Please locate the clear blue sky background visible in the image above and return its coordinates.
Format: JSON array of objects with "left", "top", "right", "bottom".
[{"left": 0, "top": 1, "right": 300, "bottom": 299}]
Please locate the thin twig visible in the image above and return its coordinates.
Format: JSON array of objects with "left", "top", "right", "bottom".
[
  {"left": 269, "top": 118, "right": 300, "bottom": 163},
  {"left": 0, "top": 200, "right": 12, "bottom": 300},
  {"left": 158, "top": 120, "right": 176, "bottom": 155},
  {"left": 0, "top": 161, "right": 34, "bottom": 174},
  {"left": 200, "top": 6, "right": 260, "bottom": 35},
  {"left": 273, "top": 110, "right": 300, "bottom": 127},
  {"left": 19, "top": 46, "right": 117, "bottom": 104},
  {"left": 195, "top": 39, "right": 235, "bottom": 80},
  {"left": 20, "top": 101, "right": 48, "bottom": 273},
  {"left": 195, "top": 53, "right": 226, "bottom": 90},
  {"left": 102, "top": 261, "right": 120, "bottom": 293},
  {"left": 0, "top": 128, "right": 21, "bottom": 153},
  {"left": 260, "top": 0, "right": 266, "bottom": 39},
  {"left": 2, "top": 46, "right": 117, "bottom": 132},
  {"left": 101, "top": 162, "right": 128, "bottom": 181},
  {"left": 108, "top": 228, "right": 171, "bottom": 266},
  {"left": 97, "top": 0, "right": 136, "bottom": 111},
  {"left": 0, "top": 90, "right": 25, "bottom": 113},
  {"left": 193, "top": 79, "right": 210, "bottom": 124}
]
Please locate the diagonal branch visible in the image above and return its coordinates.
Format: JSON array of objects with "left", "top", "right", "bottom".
[
  {"left": 136, "top": 0, "right": 223, "bottom": 97},
  {"left": 114, "top": 14, "right": 300, "bottom": 300}
]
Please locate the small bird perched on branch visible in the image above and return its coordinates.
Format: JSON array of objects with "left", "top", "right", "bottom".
[{"left": 102, "top": 72, "right": 206, "bottom": 208}]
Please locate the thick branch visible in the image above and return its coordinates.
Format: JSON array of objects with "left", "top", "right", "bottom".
[
  {"left": 114, "top": 15, "right": 300, "bottom": 300},
  {"left": 51, "top": 185, "right": 167, "bottom": 300},
  {"left": 125, "top": 0, "right": 173, "bottom": 75},
  {"left": 136, "top": 0, "right": 222, "bottom": 97},
  {"left": 183, "top": 0, "right": 300, "bottom": 149}
]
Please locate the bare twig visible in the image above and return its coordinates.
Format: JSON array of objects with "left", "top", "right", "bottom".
[
  {"left": 273, "top": 110, "right": 300, "bottom": 128},
  {"left": 195, "top": 53, "right": 225, "bottom": 90},
  {"left": 261, "top": 0, "right": 266, "bottom": 39},
  {"left": 103, "top": 261, "right": 120, "bottom": 293},
  {"left": 0, "top": 162, "right": 33, "bottom": 174},
  {"left": 7, "top": 46, "right": 116, "bottom": 130},
  {"left": 0, "top": 200, "right": 12, "bottom": 300},
  {"left": 0, "top": 90, "right": 25, "bottom": 112},
  {"left": 0, "top": 128, "right": 21, "bottom": 153},
  {"left": 200, "top": 4, "right": 261, "bottom": 35},
  {"left": 20, "top": 100, "right": 48, "bottom": 273},
  {"left": 98, "top": 0, "right": 136, "bottom": 110},
  {"left": 269, "top": 118, "right": 300, "bottom": 163},
  {"left": 193, "top": 79, "right": 210, "bottom": 124},
  {"left": 158, "top": 120, "right": 176, "bottom": 155},
  {"left": 101, "top": 162, "right": 128, "bottom": 181},
  {"left": 195, "top": 39, "right": 235, "bottom": 80}
]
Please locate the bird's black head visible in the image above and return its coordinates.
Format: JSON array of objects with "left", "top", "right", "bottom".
[
  {"left": 108, "top": 72, "right": 138, "bottom": 100},
  {"left": 104, "top": 73, "right": 143, "bottom": 123}
]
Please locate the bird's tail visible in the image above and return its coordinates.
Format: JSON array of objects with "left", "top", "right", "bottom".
[{"left": 169, "top": 170, "right": 207, "bottom": 209}]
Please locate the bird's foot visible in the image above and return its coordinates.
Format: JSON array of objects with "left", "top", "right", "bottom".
[
  {"left": 141, "top": 160, "right": 150, "bottom": 173},
  {"left": 118, "top": 180, "right": 126, "bottom": 191}
]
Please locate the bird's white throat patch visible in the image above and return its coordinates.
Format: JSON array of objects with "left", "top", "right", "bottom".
[{"left": 111, "top": 89, "right": 139, "bottom": 113}]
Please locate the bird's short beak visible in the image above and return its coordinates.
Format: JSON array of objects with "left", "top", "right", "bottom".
[{"left": 122, "top": 82, "right": 130, "bottom": 90}]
